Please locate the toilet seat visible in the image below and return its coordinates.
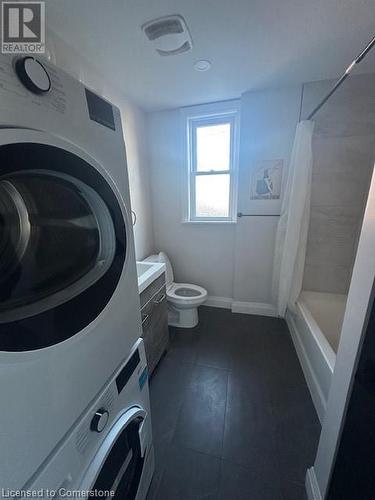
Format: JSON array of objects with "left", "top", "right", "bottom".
[
  {"left": 143, "top": 252, "right": 207, "bottom": 327},
  {"left": 167, "top": 282, "right": 207, "bottom": 306}
]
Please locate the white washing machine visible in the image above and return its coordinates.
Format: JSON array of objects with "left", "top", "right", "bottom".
[
  {"left": 23, "top": 339, "right": 154, "bottom": 499},
  {"left": 0, "top": 54, "right": 143, "bottom": 488}
]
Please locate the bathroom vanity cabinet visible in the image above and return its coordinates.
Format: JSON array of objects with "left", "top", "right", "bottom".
[{"left": 140, "top": 273, "right": 169, "bottom": 375}]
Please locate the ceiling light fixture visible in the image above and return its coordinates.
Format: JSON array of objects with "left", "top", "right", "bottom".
[{"left": 194, "top": 60, "right": 211, "bottom": 72}]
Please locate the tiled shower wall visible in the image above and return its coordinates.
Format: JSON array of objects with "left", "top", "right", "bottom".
[{"left": 301, "top": 73, "right": 375, "bottom": 294}]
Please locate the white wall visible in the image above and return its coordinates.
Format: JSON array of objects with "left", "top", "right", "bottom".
[
  {"left": 123, "top": 105, "right": 155, "bottom": 260},
  {"left": 147, "top": 108, "right": 236, "bottom": 299},
  {"left": 46, "top": 29, "right": 155, "bottom": 260},
  {"left": 147, "top": 87, "right": 301, "bottom": 306},
  {"left": 234, "top": 86, "right": 301, "bottom": 307}
]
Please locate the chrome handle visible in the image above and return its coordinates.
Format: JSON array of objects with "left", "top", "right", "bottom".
[
  {"left": 154, "top": 293, "right": 166, "bottom": 305},
  {"left": 141, "top": 314, "right": 149, "bottom": 325}
]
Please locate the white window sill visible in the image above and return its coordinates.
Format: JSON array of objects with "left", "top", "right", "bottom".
[{"left": 181, "top": 220, "right": 237, "bottom": 225}]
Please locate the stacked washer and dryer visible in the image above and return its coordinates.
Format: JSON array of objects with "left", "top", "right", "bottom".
[{"left": 0, "top": 54, "right": 154, "bottom": 498}]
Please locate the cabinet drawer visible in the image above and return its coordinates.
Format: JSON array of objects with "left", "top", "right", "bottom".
[
  {"left": 140, "top": 282, "right": 169, "bottom": 375},
  {"left": 140, "top": 298, "right": 154, "bottom": 328},
  {"left": 150, "top": 296, "right": 169, "bottom": 366},
  {"left": 140, "top": 273, "right": 166, "bottom": 309}
]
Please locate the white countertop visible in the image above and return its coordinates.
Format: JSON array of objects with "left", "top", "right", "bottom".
[{"left": 136, "top": 261, "right": 166, "bottom": 294}]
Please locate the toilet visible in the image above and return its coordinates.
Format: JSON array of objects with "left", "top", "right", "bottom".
[{"left": 145, "top": 252, "right": 207, "bottom": 328}]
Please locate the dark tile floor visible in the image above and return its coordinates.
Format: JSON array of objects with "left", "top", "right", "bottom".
[{"left": 146, "top": 306, "right": 321, "bottom": 500}]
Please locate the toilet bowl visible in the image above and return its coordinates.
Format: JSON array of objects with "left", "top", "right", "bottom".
[{"left": 144, "top": 252, "right": 207, "bottom": 328}]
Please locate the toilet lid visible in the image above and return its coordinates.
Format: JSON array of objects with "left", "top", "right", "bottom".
[{"left": 158, "top": 251, "right": 174, "bottom": 285}]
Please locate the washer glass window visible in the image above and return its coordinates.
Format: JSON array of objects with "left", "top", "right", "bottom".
[
  {"left": 0, "top": 171, "right": 115, "bottom": 320},
  {"left": 91, "top": 417, "right": 145, "bottom": 499},
  {"left": 0, "top": 143, "right": 127, "bottom": 351}
]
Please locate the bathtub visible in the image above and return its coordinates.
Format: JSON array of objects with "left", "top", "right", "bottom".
[{"left": 286, "top": 291, "right": 347, "bottom": 422}]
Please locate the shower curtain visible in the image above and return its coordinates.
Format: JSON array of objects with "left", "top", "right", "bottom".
[{"left": 272, "top": 120, "right": 315, "bottom": 317}]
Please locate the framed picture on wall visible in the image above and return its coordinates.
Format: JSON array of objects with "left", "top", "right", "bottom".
[{"left": 250, "top": 159, "right": 284, "bottom": 200}]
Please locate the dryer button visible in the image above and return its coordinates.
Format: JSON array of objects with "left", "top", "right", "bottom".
[
  {"left": 15, "top": 57, "right": 51, "bottom": 94},
  {"left": 90, "top": 409, "right": 109, "bottom": 433}
]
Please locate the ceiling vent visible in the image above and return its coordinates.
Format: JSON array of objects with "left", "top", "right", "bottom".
[{"left": 142, "top": 15, "right": 192, "bottom": 56}]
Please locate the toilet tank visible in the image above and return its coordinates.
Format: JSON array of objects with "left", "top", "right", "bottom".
[{"left": 144, "top": 252, "right": 174, "bottom": 285}]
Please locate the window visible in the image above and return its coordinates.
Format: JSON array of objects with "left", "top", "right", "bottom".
[{"left": 185, "top": 104, "right": 239, "bottom": 222}]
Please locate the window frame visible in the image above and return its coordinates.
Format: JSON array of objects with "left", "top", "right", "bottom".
[{"left": 183, "top": 102, "right": 240, "bottom": 223}]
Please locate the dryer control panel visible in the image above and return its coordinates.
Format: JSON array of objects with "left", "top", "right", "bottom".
[{"left": 0, "top": 53, "right": 68, "bottom": 115}]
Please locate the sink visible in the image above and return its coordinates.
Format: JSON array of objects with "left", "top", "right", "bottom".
[
  {"left": 136, "top": 261, "right": 166, "bottom": 294},
  {"left": 136, "top": 262, "right": 154, "bottom": 278}
]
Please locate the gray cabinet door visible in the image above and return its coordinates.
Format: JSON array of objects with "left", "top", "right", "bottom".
[{"left": 140, "top": 276, "right": 169, "bottom": 374}]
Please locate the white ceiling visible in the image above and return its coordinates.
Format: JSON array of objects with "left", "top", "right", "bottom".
[{"left": 47, "top": 0, "right": 375, "bottom": 111}]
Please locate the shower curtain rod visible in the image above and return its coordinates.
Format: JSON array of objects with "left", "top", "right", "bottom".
[{"left": 307, "top": 34, "right": 375, "bottom": 120}]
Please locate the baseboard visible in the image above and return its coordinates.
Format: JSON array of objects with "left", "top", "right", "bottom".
[
  {"left": 204, "top": 297, "right": 278, "bottom": 317},
  {"left": 306, "top": 467, "right": 323, "bottom": 500},
  {"left": 231, "top": 301, "right": 277, "bottom": 317},
  {"left": 205, "top": 296, "right": 232, "bottom": 309},
  {"left": 286, "top": 311, "right": 327, "bottom": 423}
]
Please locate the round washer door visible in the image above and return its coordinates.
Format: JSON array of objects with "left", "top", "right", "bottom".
[
  {"left": 83, "top": 409, "right": 147, "bottom": 500},
  {"left": 0, "top": 141, "right": 127, "bottom": 351}
]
